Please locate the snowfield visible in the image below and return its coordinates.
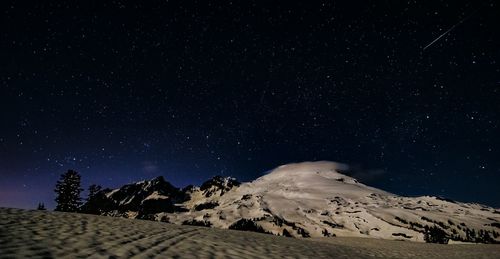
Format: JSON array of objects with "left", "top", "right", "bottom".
[
  {"left": 87, "top": 161, "right": 500, "bottom": 243},
  {"left": 1, "top": 208, "right": 499, "bottom": 258}
]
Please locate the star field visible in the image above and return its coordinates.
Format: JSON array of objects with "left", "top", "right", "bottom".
[{"left": 1, "top": 1, "right": 499, "bottom": 209}]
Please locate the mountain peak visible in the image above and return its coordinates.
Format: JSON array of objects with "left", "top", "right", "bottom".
[
  {"left": 200, "top": 175, "right": 240, "bottom": 197},
  {"left": 150, "top": 175, "right": 166, "bottom": 183},
  {"left": 256, "top": 161, "right": 359, "bottom": 185},
  {"left": 81, "top": 161, "right": 500, "bottom": 243}
]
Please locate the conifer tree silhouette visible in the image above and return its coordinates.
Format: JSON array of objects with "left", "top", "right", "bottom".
[{"left": 54, "top": 170, "right": 83, "bottom": 212}]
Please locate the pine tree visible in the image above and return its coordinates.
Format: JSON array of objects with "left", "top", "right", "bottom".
[
  {"left": 54, "top": 170, "right": 83, "bottom": 212},
  {"left": 37, "top": 202, "right": 46, "bottom": 210},
  {"left": 424, "top": 225, "right": 449, "bottom": 244},
  {"left": 282, "top": 229, "right": 292, "bottom": 237}
]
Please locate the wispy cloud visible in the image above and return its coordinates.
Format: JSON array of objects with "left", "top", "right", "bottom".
[{"left": 142, "top": 161, "right": 159, "bottom": 174}]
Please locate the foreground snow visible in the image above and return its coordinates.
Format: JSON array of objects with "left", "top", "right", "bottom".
[{"left": 1, "top": 208, "right": 499, "bottom": 258}]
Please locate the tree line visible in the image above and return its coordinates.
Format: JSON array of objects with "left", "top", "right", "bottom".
[{"left": 39, "top": 169, "right": 101, "bottom": 212}]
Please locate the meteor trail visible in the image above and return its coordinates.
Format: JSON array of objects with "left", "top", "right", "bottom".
[{"left": 423, "top": 6, "right": 482, "bottom": 51}]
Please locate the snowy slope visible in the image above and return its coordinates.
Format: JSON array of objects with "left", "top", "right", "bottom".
[
  {"left": 5, "top": 208, "right": 500, "bottom": 258},
  {"left": 84, "top": 161, "right": 500, "bottom": 243}
]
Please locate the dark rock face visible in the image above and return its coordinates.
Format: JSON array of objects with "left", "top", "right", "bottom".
[
  {"left": 140, "top": 197, "right": 176, "bottom": 215},
  {"left": 194, "top": 202, "right": 219, "bottom": 211},
  {"left": 81, "top": 176, "right": 186, "bottom": 216},
  {"left": 200, "top": 176, "right": 240, "bottom": 197},
  {"left": 81, "top": 175, "right": 241, "bottom": 218},
  {"left": 80, "top": 189, "right": 116, "bottom": 214}
]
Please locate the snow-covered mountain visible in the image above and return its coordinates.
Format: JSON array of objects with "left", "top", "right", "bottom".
[{"left": 83, "top": 161, "right": 500, "bottom": 243}]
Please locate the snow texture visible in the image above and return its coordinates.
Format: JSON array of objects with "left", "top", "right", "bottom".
[{"left": 1, "top": 208, "right": 500, "bottom": 258}]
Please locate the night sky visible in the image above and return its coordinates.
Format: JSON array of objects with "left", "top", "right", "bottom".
[{"left": 1, "top": 1, "right": 499, "bottom": 209}]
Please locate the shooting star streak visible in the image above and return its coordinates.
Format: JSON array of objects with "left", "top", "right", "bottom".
[{"left": 423, "top": 6, "right": 482, "bottom": 51}]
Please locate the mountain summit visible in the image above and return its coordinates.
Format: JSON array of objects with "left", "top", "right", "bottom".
[{"left": 83, "top": 161, "right": 500, "bottom": 243}]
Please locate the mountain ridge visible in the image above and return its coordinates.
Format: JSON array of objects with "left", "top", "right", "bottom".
[{"left": 82, "top": 161, "right": 500, "bottom": 243}]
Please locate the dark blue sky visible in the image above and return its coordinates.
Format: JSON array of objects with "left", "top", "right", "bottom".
[{"left": 1, "top": 0, "right": 499, "bottom": 209}]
